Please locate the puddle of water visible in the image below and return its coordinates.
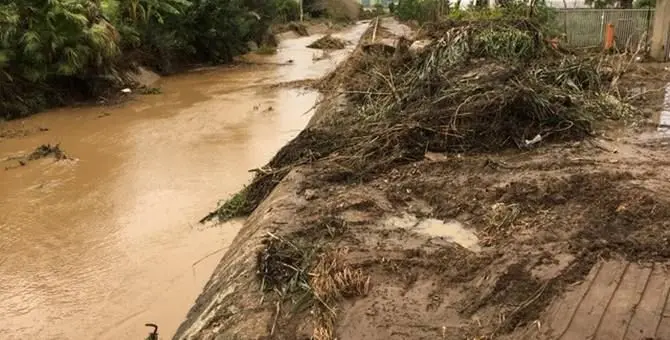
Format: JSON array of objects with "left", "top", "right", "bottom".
[
  {"left": 385, "top": 214, "right": 480, "bottom": 251},
  {"left": 0, "top": 22, "right": 369, "bottom": 340}
]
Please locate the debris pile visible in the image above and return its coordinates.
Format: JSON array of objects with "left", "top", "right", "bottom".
[
  {"left": 3, "top": 143, "right": 68, "bottom": 170},
  {"left": 28, "top": 144, "right": 68, "bottom": 161},
  {"left": 204, "top": 17, "right": 636, "bottom": 223},
  {"left": 288, "top": 22, "right": 309, "bottom": 37},
  {"left": 186, "top": 17, "right": 669, "bottom": 340},
  {"left": 307, "top": 35, "right": 347, "bottom": 50}
]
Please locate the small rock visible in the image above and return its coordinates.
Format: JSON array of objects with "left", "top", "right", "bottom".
[
  {"left": 304, "top": 189, "right": 317, "bottom": 200},
  {"left": 424, "top": 152, "right": 447, "bottom": 162}
]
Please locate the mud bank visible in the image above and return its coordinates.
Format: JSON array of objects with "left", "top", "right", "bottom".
[
  {"left": 176, "top": 17, "right": 670, "bottom": 340},
  {"left": 172, "top": 18, "right": 383, "bottom": 340},
  {"left": 0, "top": 22, "right": 371, "bottom": 340}
]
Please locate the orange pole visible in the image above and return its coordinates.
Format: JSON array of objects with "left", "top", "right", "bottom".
[{"left": 604, "top": 23, "right": 615, "bottom": 50}]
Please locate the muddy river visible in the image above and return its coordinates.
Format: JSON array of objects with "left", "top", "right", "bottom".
[{"left": 0, "top": 23, "right": 368, "bottom": 340}]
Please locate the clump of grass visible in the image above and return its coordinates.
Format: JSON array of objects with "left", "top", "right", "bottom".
[
  {"left": 307, "top": 35, "right": 347, "bottom": 50},
  {"left": 140, "top": 87, "right": 162, "bottom": 95},
  {"left": 472, "top": 27, "right": 537, "bottom": 60},
  {"left": 256, "top": 45, "right": 278, "bottom": 55},
  {"left": 200, "top": 190, "right": 249, "bottom": 223},
  {"left": 216, "top": 190, "right": 248, "bottom": 220}
]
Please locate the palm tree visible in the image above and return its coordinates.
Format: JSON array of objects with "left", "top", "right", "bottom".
[{"left": 0, "top": 0, "right": 121, "bottom": 81}]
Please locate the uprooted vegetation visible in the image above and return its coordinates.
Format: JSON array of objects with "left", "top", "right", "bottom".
[
  {"left": 203, "top": 17, "right": 637, "bottom": 223},
  {"left": 257, "top": 218, "right": 370, "bottom": 339},
  {"left": 3, "top": 143, "right": 69, "bottom": 170},
  {"left": 307, "top": 35, "right": 348, "bottom": 50},
  {"left": 28, "top": 144, "right": 68, "bottom": 161},
  {"left": 187, "top": 16, "right": 670, "bottom": 340}
]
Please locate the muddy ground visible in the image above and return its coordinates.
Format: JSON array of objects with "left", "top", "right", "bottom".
[{"left": 174, "top": 19, "right": 670, "bottom": 340}]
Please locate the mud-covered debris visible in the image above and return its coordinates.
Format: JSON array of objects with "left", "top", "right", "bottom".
[
  {"left": 258, "top": 234, "right": 314, "bottom": 292},
  {"left": 289, "top": 22, "right": 309, "bottom": 37},
  {"left": 4, "top": 143, "right": 68, "bottom": 170},
  {"left": 28, "top": 144, "right": 67, "bottom": 161},
  {"left": 308, "top": 35, "right": 347, "bottom": 50},
  {"left": 409, "top": 39, "right": 431, "bottom": 54},
  {"left": 361, "top": 41, "right": 396, "bottom": 55},
  {"left": 257, "top": 228, "right": 368, "bottom": 339},
  {"left": 206, "top": 17, "right": 640, "bottom": 224}
]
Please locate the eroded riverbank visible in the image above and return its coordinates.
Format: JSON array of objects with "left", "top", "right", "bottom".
[{"left": 0, "top": 22, "right": 369, "bottom": 340}]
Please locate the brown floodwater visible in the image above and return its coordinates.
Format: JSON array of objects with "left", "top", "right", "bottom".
[{"left": 0, "top": 23, "right": 368, "bottom": 340}]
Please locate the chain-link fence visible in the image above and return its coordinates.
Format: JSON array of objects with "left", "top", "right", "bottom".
[{"left": 555, "top": 8, "right": 654, "bottom": 49}]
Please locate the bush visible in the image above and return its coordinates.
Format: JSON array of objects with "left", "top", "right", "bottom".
[
  {"left": 0, "top": 0, "right": 291, "bottom": 119},
  {"left": 0, "top": 0, "right": 122, "bottom": 118},
  {"left": 396, "top": 0, "right": 557, "bottom": 26},
  {"left": 272, "top": 0, "right": 301, "bottom": 22},
  {"left": 396, "top": 0, "right": 436, "bottom": 22}
]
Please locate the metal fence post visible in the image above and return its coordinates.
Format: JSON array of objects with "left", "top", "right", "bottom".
[{"left": 599, "top": 10, "right": 605, "bottom": 47}]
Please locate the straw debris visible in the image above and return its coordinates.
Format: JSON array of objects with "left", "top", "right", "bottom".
[
  {"left": 308, "top": 35, "right": 348, "bottom": 50},
  {"left": 288, "top": 22, "right": 309, "bottom": 37},
  {"left": 256, "top": 218, "right": 368, "bottom": 340}
]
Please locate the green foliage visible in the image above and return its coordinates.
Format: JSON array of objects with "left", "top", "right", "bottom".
[
  {"left": 0, "top": 0, "right": 120, "bottom": 80},
  {"left": 585, "top": 0, "right": 633, "bottom": 8},
  {"left": 0, "top": 0, "right": 289, "bottom": 118},
  {"left": 396, "top": 0, "right": 436, "bottom": 22},
  {"left": 0, "top": 0, "right": 122, "bottom": 118},
  {"left": 473, "top": 27, "right": 537, "bottom": 60},
  {"left": 395, "top": 0, "right": 557, "bottom": 25},
  {"left": 271, "top": 0, "right": 300, "bottom": 22},
  {"left": 634, "top": 0, "right": 654, "bottom": 7},
  {"left": 448, "top": 0, "right": 558, "bottom": 30},
  {"left": 256, "top": 44, "right": 278, "bottom": 55},
  {"left": 215, "top": 190, "right": 249, "bottom": 221}
]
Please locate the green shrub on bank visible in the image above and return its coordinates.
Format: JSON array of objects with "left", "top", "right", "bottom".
[
  {"left": 0, "top": 0, "right": 294, "bottom": 119},
  {"left": 396, "top": 0, "right": 557, "bottom": 26},
  {"left": 0, "top": 0, "right": 123, "bottom": 118}
]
